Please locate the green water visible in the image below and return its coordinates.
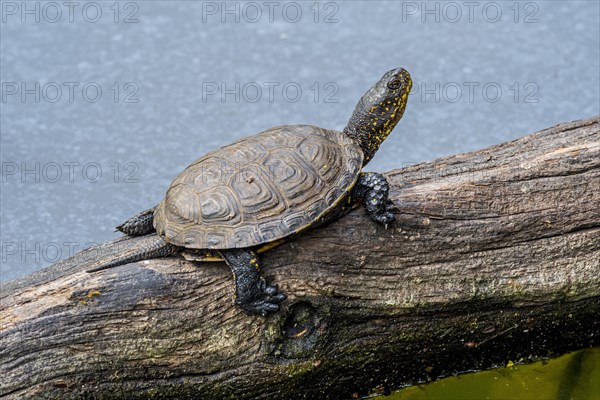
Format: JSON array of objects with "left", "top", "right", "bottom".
[{"left": 382, "top": 348, "right": 599, "bottom": 400}]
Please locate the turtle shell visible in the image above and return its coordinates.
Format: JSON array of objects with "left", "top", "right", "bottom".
[{"left": 154, "top": 125, "right": 363, "bottom": 249}]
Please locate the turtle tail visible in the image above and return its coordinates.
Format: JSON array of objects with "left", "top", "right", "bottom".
[
  {"left": 87, "top": 235, "right": 178, "bottom": 273},
  {"left": 116, "top": 207, "right": 156, "bottom": 236}
]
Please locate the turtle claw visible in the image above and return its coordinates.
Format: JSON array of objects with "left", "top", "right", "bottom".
[
  {"left": 382, "top": 200, "right": 398, "bottom": 229},
  {"left": 374, "top": 211, "right": 395, "bottom": 227},
  {"left": 237, "top": 279, "right": 287, "bottom": 316},
  {"left": 265, "top": 284, "right": 279, "bottom": 296},
  {"left": 386, "top": 199, "right": 400, "bottom": 213},
  {"left": 239, "top": 295, "right": 286, "bottom": 316}
]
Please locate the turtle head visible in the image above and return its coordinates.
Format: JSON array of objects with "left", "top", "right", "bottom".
[{"left": 344, "top": 67, "right": 412, "bottom": 165}]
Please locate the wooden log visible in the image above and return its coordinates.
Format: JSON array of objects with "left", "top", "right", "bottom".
[{"left": 1, "top": 116, "right": 599, "bottom": 399}]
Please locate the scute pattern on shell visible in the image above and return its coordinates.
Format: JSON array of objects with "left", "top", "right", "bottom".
[{"left": 154, "top": 125, "right": 363, "bottom": 249}]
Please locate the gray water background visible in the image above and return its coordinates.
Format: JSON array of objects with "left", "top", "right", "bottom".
[{"left": 1, "top": 1, "right": 599, "bottom": 282}]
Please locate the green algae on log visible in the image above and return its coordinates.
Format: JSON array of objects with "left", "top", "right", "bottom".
[{"left": 1, "top": 116, "right": 599, "bottom": 399}]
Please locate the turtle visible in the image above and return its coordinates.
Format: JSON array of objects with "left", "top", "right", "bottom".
[{"left": 87, "top": 67, "right": 413, "bottom": 316}]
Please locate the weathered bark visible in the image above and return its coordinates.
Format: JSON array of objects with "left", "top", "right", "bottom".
[{"left": 1, "top": 116, "right": 599, "bottom": 400}]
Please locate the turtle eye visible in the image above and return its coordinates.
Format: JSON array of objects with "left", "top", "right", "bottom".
[{"left": 387, "top": 79, "right": 400, "bottom": 90}]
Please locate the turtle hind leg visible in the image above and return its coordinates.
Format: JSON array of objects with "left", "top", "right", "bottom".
[
  {"left": 116, "top": 207, "right": 156, "bottom": 236},
  {"left": 352, "top": 172, "right": 395, "bottom": 227},
  {"left": 87, "top": 235, "right": 178, "bottom": 273},
  {"left": 219, "top": 249, "right": 286, "bottom": 316}
]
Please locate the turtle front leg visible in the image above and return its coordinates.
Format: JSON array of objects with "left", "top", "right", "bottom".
[
  {"left": 219, "top": 249, "right": 286, "bottom": 316},
  {"left": 352, "top": 172, "right": 395, "bottom": 228}
]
